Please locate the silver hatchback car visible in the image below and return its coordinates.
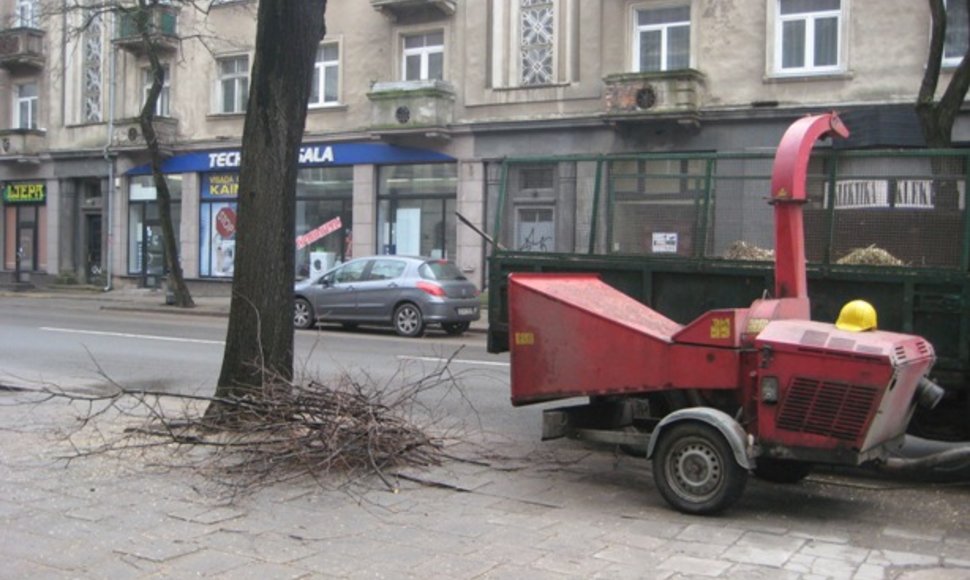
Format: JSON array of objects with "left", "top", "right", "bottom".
[{"left": 294, "top": 256, "right": 481, "bottom": 337}]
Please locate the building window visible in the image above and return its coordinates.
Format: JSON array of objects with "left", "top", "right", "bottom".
[
  {"left": 83, "top": 11, "right": 103, "bottom": 122},
  {"left": 945, "top": 0, "right": 969, "bottom": 66},
  {"left": 634, "top": 5, "right": 690, "bottom": 72},
  {"left": 520, "top": 0, "right": 555, "bottom": 85},
  {"left": 775, "top": 0, "right": 842, "bottom": 74},
  {"left": 310, "top": 43, "right": 339, "bottom": 106},
  {"left": 217, "top": 55, "right": 249, "bottom": 114},
  {"left": 403, "top": 31, "right": 444, "bottom": 81},
  {"left": 16, "top": 0, "right": 37, "bottom": 27},
  {"left": 295, "top": 166, "right": 353, "bottom": 278},
  {"left": 15, "top": 83, "right": 38, "bottom": 129},
  {"left": 142, "top": 65, "right": 171, "bottom": 117}
]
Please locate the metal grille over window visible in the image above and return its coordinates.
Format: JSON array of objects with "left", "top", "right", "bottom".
[
  {"left": 520, "top": 0, "right": 554, "bottom": 86},
  {"left": 83, "top": 11, "right": 103, "bottom": 122}
]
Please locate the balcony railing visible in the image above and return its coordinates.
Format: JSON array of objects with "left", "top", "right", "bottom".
[
  {"left": 371, "top": 0, "right": 456, "bottom": 19},
  {"left": 114, "top": 6, "right": 179, "bottom": 54},
  {"left": 366, "top": 80, "right": 454, "bottom": 138},
  {"left": 603, "top": 69, "right": 705, "bottom": 125},
  {"left": 0, "top": 28, "right": 45, "bottom": 72},
  {"left": 0, "top": 128, "right": 46, "bottom": 160}
]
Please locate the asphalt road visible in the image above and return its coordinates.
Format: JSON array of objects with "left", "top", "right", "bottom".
[{"left": 0, "top": 294, "right": 537, "bottom": 441}]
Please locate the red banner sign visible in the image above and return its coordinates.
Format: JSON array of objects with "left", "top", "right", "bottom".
[{"left": 296, "top": 216, "right": 342, "bottom": 250}]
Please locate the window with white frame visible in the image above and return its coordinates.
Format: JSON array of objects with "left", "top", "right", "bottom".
[
  {"left": 15, "top": 83, "right": 38, "bottom": 129},
  {"left": 945, "top": 0, "right": 969, "bottom": 66},
  {"left": 310, "top": 43, "right": 339, "bottom": 106},
  {"left": 775, "top": 0, "right": 842, "bottom": 74},
  {"left": 403, "top": 31, "right": 444, "bottom": 81},
  {"left": 634, "top": 5, "right": 690, "bottom": 72},
  {"left": 216, "top": 55, "right": 249, "bottom": 114},
  {"left": 16, "top": 0, "right": 37, "bottom": 28},
  {"left": 520, "top": 0, "right": 555, "bottom": 85},
  {"left": 142, "top": 65, "right": 171, "bottom": 117}
]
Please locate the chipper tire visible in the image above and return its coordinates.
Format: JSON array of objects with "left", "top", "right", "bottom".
[{"left": 652, "top": 422, "right": 747, "bottom": 515}]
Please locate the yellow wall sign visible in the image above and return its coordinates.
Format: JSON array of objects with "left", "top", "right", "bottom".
[
  {"left": 2, "top": 182, "right": 46, "bottom": 204},
  {"left": 710, "top": 317, "right": 731, "bottom": 339},
  {"left": 514, "top": 332, "right": 535, "bottom": 346}
]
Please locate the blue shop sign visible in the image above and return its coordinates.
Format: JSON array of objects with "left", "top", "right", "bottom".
[{"left": 127, "top": 143, "right": 454, "bottom": 175}]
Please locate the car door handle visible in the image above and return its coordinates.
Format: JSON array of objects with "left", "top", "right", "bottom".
[{"left": 388, "top": 282, "right": 398, "bottom": 288}]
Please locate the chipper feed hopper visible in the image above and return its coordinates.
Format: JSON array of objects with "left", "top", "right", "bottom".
[{"left": 506, "top": 113, "right": 948, "bottom": 514}]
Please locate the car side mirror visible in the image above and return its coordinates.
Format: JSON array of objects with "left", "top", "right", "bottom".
[{"left": 320, "top": 277, "right": 332, "bottom": 288}]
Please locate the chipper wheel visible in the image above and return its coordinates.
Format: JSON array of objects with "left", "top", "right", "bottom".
[{"left": 652, "top": 422, "right": 747, "bottom": 515}]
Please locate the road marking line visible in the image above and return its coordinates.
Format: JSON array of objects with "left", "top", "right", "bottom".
[
  {"left": 40, "top": 327, "right": 225, "bottom": 346},
  {"left": 396, "top": 355, "right": 509, "bottom": 367}
]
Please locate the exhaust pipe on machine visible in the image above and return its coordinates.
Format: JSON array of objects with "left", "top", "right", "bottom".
[{"left": 916, "top": 377, "right": 945, "bottom": 410}]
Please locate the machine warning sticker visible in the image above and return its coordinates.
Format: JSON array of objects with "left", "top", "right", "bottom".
[
  {"left": 746, "top": 318, "right": 770, "bottom": 335},
  {"left": 710, "top": 318, "right": 731, "bottom": 339},
  {"left": 514, "top": 332, "right": 535, "bottom": 346}
]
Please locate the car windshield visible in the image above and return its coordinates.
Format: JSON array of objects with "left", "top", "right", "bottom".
[{"left": 418, "top": 260, "right": 466, "bottom": 281}]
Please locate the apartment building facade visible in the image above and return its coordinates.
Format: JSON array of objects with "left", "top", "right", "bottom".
[{"left": 0, "top": 0, "right": 966, "bottom": 291}]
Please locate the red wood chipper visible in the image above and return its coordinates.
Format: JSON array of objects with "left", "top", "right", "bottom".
[{"left": 506, "top": 113, "right": 947, "bottom": 514}]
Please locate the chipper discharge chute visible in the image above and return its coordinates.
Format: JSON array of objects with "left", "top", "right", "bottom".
[{"left": 506, "top": 112, "right": 953, "bottom": 515}]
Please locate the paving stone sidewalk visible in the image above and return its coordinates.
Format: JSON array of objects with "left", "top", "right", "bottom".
[{"left": 2, "top": 389, "right": 969, "bottom": 579}]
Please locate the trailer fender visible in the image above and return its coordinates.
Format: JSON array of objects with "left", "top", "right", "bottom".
[{"left": 647, "top": 407, "right": 753, "bottom": 470}]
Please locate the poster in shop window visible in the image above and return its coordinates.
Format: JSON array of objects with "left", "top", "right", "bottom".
[{"left": 200, "top": 201, "right": 237, "bottom": 277}]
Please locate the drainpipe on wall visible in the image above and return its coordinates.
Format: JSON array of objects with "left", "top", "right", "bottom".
[{"left": 102, "top": 30, "right": 117, "bottom": 292}]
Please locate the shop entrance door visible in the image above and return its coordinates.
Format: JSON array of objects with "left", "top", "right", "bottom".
[
  {"left": 15, "top": 207, "right": 38, "bottom": 281},
  {"left": 143, "top": 222, "right": 166, "bottom": 287},
  {"left": 85, "top": 214, "right": 103, "bottom": 283}
]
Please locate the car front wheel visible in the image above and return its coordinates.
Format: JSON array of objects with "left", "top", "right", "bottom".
[
  {"left": 294, "top": 298, "right": 315, "bottom": 329},
  {"left": 393, "top": 303, "right": 425, "bottom": 337}
]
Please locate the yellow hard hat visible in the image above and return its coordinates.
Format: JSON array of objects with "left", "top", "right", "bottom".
[{"left": 836, "top": 300, "right": 877, "bottom": 332}]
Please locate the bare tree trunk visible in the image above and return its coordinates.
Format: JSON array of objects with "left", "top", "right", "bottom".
[
  {"left": 134, "top": 1, "right": 194, "bottom": 308},
  {"left": 917, "top": 0, "right": 970, "bottom": 147},
  {"left": 209, "top": 0, "right": 327, "bottom": 415}
]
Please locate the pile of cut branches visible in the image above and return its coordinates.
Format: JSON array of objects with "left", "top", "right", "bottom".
[
  {"left": 836, "top": 244, "right": 905, "bottom": 266},
  {"left": 722, "top": 240, "right": 775, "bottom": 261},
  {"left": 49, "top": 355, "right": 468, "bottom": 496}
]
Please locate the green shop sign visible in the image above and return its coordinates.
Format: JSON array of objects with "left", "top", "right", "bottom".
[{"left": 2, "top": 182, "right": 46, "bottom": 204}]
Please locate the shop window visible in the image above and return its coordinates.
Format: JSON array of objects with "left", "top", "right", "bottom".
[
  {"left": 403, "top": 31, "right": 444, "bottom": 81},
  {"left": 772, "top": 0, "right": 843, "bottom": 75},
  {"left": 216, "top": 55, "right": 249, "bottom": 114},
  {"left": 142, "top": 65, "right": 171, "bottom": 117},
  {"left": 377, "top": 164, "right": 457, "bottom": 259},
  {"left": 310, "top": 42, "right": 340, "bottom": 107},
  {"left": 127, "top": 175, "right": 181, "bottom": 279},
  {"left": 634, "top": 5, "right": 691, "bottom": 72},
  {"left": 945, "top": 0, "right": 969, "bottom": 66}
]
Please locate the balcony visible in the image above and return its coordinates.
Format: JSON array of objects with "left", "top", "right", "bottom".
[
  {"left": 371, "top": 0, "right": 456, "bottom": 20},
  {"left": 367, "top": 80, "right": 454, "bottom": 139},
  {"left": 111, "top": 117, "right": 178, "bottom": 154},
  {"left": 602, "top": 69, "right": 705, "bottom": 126},
  {"left": 0, "top": 28, "right": 45, "bottom": 73},
  {"left": 113, "top": 6, "right": 179, "bottom": 55},
  {"left": 0, "top": 128, "right": 46, "bottom": 162}
]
